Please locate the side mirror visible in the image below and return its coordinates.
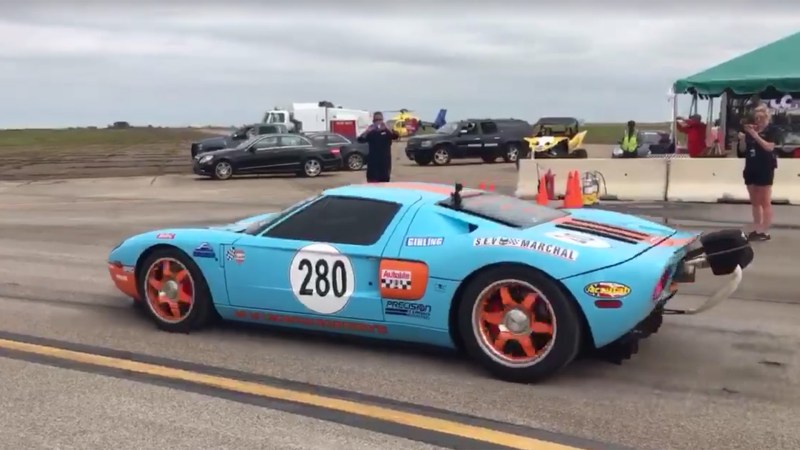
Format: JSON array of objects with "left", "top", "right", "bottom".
[
  {"left": 247, "top": 146, "right": 257, "bottom": 152},
  {"left": 233, "top": 132, "right": 246, "bottom": 140}
]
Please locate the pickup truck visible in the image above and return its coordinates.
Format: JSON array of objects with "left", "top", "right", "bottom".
[
  {"left": 190, "top": 123, "right": 288, "bottom": 157},
  {"left": 405, "top": 118, "right": 533, "bottom": 166}
]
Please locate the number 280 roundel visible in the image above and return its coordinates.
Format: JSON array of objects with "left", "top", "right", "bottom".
[{"left": 289, "top": 243, "right": 355, "bottom": 315}]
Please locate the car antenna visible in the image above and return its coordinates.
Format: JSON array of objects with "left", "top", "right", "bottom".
[{"left": 451, "top": 182, "right": 463, "bottom": 209}]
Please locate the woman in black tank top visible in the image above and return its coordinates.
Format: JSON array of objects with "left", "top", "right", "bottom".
[{"left": 740, "top": 105, "right": 779, "bottom": 241}]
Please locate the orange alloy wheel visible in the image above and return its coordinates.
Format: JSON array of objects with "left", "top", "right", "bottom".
[
  {"left": 472, "top": 280, "right": 557, "bottom": 368},
  {"left": 143, "top": 257, "right": 196, "bottom": 324}
]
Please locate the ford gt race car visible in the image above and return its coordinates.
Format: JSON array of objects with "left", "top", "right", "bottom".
[{"left": 107, "top": 182, "right": 753, "bottom": 383}]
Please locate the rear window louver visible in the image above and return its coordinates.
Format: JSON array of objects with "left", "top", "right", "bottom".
[{"left": 554, "top": 218, "right": 651, "bottom": 244}]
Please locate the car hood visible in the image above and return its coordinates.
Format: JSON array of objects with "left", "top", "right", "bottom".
[
  {"left": 408, "top": 133, "right": 447, "bottom": 142},
  {"left": 195, "top": 135, "right": 231, "bottom": 146},
  {"left": 207, "top": 212, "right": 279, "bottom": 232},
  {"left": 195, "top": 146, "right": 241, "bottom": 158},
  {"left": 525, "top": 136, "right": 567, "bottom": 147}
]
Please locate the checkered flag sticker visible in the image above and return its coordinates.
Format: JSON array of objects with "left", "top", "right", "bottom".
[
  {"left": 226, "top": 248, "right": 246, "bottom": 264},
  {"left": 380, "top": 269, "right": 412, "bottom": 290}
]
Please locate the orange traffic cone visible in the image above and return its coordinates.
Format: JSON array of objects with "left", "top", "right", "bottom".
[
  {"left": 536, "top": 175, "right": 549, "bottom": 205},
  {"left": 563, "top": 170, "right": 583, "bottom": 209}
]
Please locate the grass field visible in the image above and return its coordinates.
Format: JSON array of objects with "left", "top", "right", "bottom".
[
  {"left": 0, "top": 127, "right": 213, "bottom": 153},
  {"left": 0, "top": 122, "right": 672, "bottom": 154}
]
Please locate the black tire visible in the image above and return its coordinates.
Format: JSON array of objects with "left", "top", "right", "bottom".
[
  {"left": 571, "top": 148, "right": 588, "bottom": 159},
  {"left": 346, "top": 153, "right": 365, "bottom": 171},
  {"left": 301, "top": 158, "right": 323, "bottom": 177},
  {"left": 553, "top": 141, "right": 569, "bottom": 157},
  {"left": 432, "top": 145, "right": 452, "bottom": 166},
  {"left": 414, "top": 154, "right": 433, "bottom": 166},
  {"left": 137, "top": 248, "right": 216, "bottom": 333},
  {"left": 212, "top": 160, "right": 233, "bottom": 180},
  {"left": 503, "top": 143, "right": 521, "bottom": 163},
  {"left": 456, "top": 265, "right": 583, "bottom": 383}
]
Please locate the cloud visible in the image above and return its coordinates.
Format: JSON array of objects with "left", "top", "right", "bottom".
[{"left": 0, "top": 1, "right": 798, "bottom": 128}]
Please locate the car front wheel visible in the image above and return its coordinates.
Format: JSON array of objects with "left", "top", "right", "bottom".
[
  {"left": 138, "top": 248, "right": 216, "bottom": 333},
  {"left": 212, "top": 160, "right": 233, "bottom": 180}
]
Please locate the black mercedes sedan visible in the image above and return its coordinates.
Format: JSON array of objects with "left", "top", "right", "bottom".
[{"left": 192, "top": 134, "right": 342, "bottom": 180}]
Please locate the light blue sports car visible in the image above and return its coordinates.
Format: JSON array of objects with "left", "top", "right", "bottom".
[{"left": 107, "top": 182, "right": 753, "bottom": 383}]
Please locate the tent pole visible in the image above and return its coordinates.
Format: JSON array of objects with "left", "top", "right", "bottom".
[
  {"left": 671, "top": 89, "right": 678, "bottom": 142},
  {"left": 720, "top": 92, "right": 728, "bottom": 151}
]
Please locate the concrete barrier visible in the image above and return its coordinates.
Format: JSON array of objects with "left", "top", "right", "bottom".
[
  {"left": 515, "top": 158, "right": 669, "bottom": 201},
  {"left": 770, "top": 160, "right": 800, "bottom": 205},
  {"left": 666, "top": 159, "right": 749, "bottom": 203}
]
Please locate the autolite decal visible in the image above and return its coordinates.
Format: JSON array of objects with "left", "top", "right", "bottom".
[{"left": 584, "top": 282, "right": 631, "bottom": 299}]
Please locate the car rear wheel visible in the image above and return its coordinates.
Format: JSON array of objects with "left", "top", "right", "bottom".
[
  {"left": 346, "top": 153, "right": 364, "bottom": 171},
  {"left": 213, "top": 160, "right": 233, "bottom": 180},
  {"left": 571, "top": 148, "right": 588, "bottom": 159},
  {"left": 138, "top": 249, "right": 215, "bottom": 333},
  {"left": 457, "top": 265, "right": 582, "bottom": 383},
  {"left": 301, "top": 158, "right": 322, "bottom": 177},
  {"left": 432, "top": 146, "right": 452, "bottom": 165}
]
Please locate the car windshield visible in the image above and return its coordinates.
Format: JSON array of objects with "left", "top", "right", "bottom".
[
  {"left": 244, "top": 194, "right": 320, "bottom": 235},
  {"left": 639, "top": 132, "right": 662, "bottom": 144},
  {"left": 438, "top": 193, "right": 567, "bottom": 228},
  {"left": 436, "top": 123, "right": 459, "bottom": 134}
]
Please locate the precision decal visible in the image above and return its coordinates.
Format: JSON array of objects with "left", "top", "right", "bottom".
[
  {"left": 156, "top": 233, "right": 175, "bottom": 240},
  {"left": 384, "top": 301, "right": 431, "bottom": 320},
  {"left": 473, "top": 237, "right": 578, "bottom": 261}
]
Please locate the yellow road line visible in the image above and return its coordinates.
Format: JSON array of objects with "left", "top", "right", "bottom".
[{"left": 0, "top": 338, "right": 581, "bottom": 450}]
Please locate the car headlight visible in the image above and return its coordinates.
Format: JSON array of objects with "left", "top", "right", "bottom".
[
  {"left": 198, "top": 155, "right": 213, "bottom": 164},
  {"left": 420, "top": 141, "right": 432, "bottom": 148}
]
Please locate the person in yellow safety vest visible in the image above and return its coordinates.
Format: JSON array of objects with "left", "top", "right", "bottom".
[{"left": 620, "top": 120, "right": 639, "bottom": 158}]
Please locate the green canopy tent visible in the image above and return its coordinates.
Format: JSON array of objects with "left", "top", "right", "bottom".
[
  {"left": 674, "top": 31, "right": 800, "bottom": 95},
  {"left": 670, "top": 31, "right": 800, "bottom": 153}
]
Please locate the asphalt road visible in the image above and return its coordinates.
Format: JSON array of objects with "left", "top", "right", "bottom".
[{"left": 1, "top": 164, "right": 799, "bottom": 450}]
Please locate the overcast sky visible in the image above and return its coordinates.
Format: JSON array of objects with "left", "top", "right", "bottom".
[{"left": 1, "top": 1, "right": 798, "bottom": 128}]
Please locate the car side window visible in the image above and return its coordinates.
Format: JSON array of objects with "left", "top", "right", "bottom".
[
  {"left": 257, "top": 125, "right": 276, "bottom": 134},
  {"left": 253, "top": 136, "right": 279, "bottom": 150},
  {"left": 310, "top": 136, "right": 327, "bottom": 145},
  {"left": 480, "top": 121, "right": 498, "bottom": 134},
  {"left": 264, "top": 196, "right": 401, "bottom": 246},
  {"left": 327, "top": 134, "right": 350, "bottom": 144},
  {"left": 280, "top": 135, "right": 312, "bottom": 147},
  {"left": 464, "top": 122, "right": 479, "bottom": 135}
]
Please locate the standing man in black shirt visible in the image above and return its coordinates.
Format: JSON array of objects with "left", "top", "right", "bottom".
[
  {"left": 741, "top": 105, "right": 780, "bottom": 241},
  {"left": 358, "top": 111, "right": 400, "bottom": 183}
]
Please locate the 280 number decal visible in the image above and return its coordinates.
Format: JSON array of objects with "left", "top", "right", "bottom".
[
  {"left": 297, "top": 258, "right": 347, "bottom": 298},
  {"left": 289, "top": 243, "right": 355, "bottom": 315}
]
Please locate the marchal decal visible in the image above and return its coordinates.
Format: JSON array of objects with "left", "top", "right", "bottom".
[{"left": 584, "top": 282, "right": 631, "bottom": 299}]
